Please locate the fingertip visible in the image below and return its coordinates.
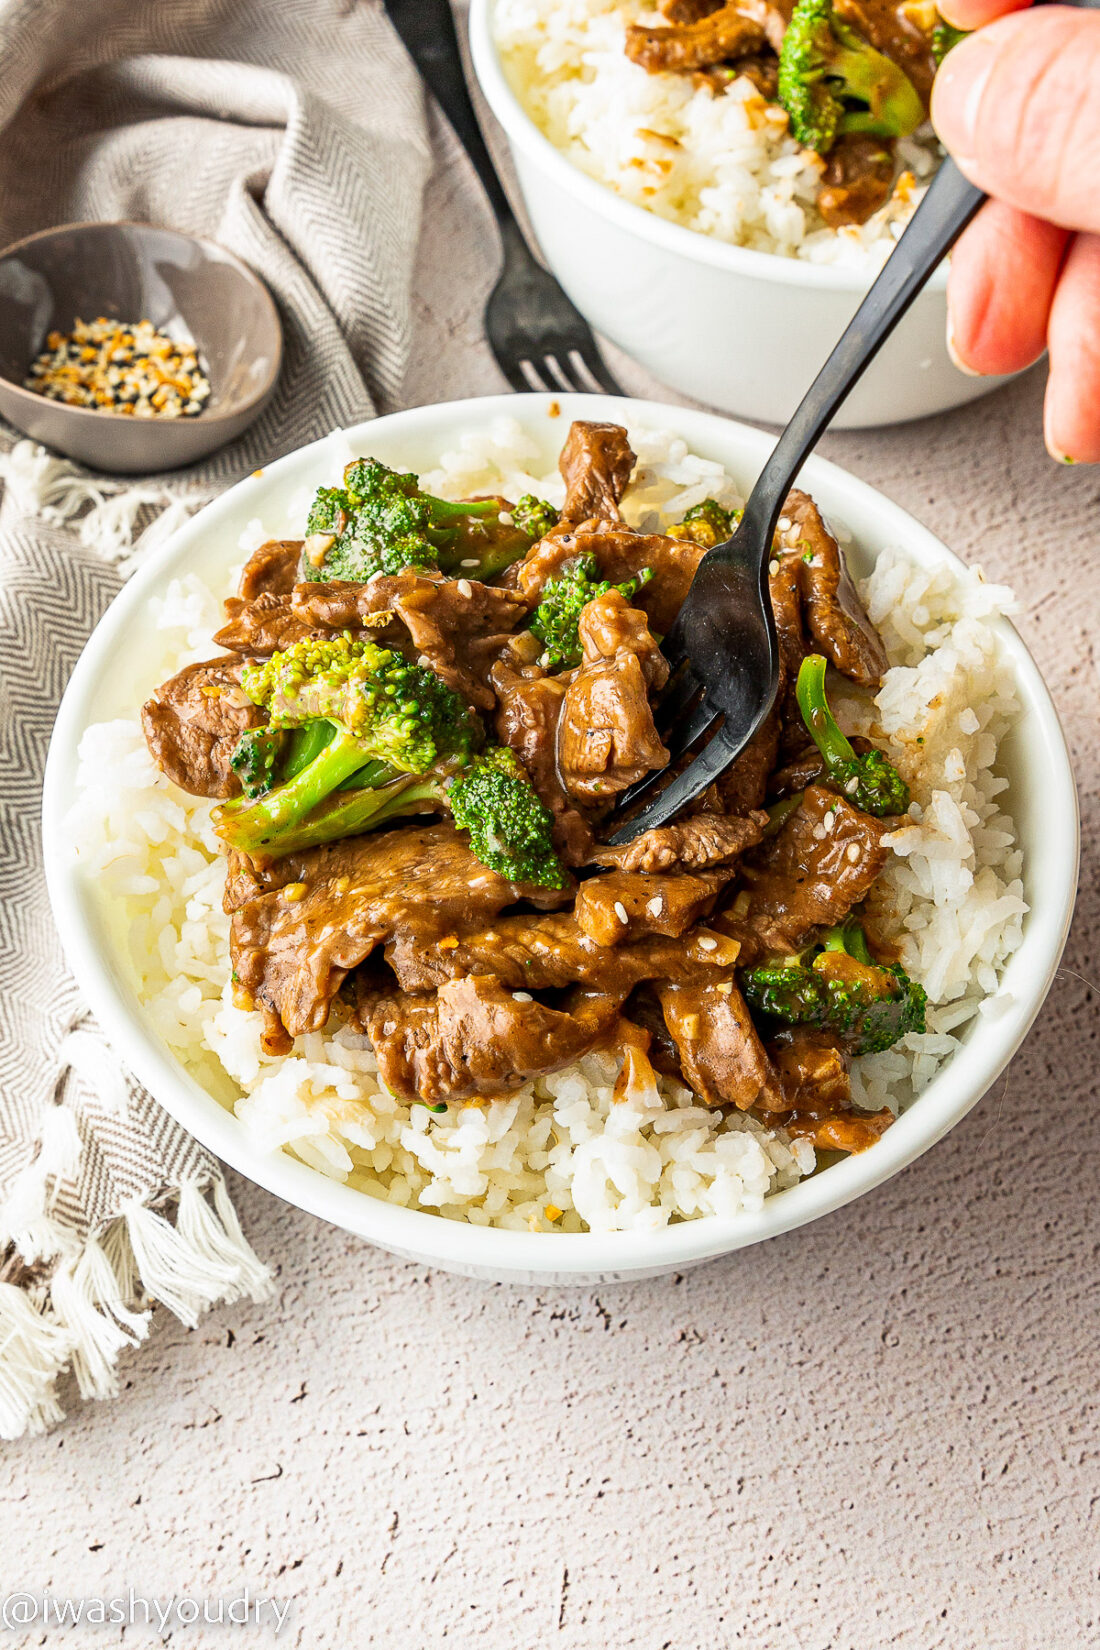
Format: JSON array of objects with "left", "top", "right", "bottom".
[
  {"left": 934, "top": 0, "right": 1030, "bottom": 29},
  {"left": 946, "top": 317, "right": 982, "bottom": 376},
  {"left": 1044, "top": 232, "right": 1100, "bottom": 464},
  {"left": 946, "top": 203, "right": 1067, "bottom": 377}
]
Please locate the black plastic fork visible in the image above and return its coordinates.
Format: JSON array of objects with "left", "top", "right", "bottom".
[
  {"left": 384, "top": 0, "right": 624, "bottom": 396},
  {"left": 604, "top": 156, "right": 987, "bottom": 844}
]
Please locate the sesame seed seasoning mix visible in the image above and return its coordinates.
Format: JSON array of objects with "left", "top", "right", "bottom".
[{"left": 24, "top": 316, "right": 211, "bottom": 418}]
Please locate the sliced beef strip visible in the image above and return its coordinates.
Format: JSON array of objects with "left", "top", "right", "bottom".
[
  {"left": 767, "top": 735, "right": 874, "bottom": 801},
  {"left": 625, "top": 2, "right": 781, "bottom": 73},
  {"left": 817, "top": 135, "right": 896, "bottom": 229},
  {"left": 229, "top": 822, "right": 569, "bottom": 1044},
  {"left": 237, "top": 539, "right": 303, "bottom": 600},
  {"left": 623, "top": 984, "right": 684, "bottom": 1079},
  {"left": 657, "top": 978, "right": 784, "bottom": 1110},
  {"left": 558, "top": 591, "right": 669, "bottom": 805},
  {"left": 516, "top": 525, "right": 706, "bottom": 636},
  {"left": 769, "top": 550, "right": 808, "bottom": 693},
  {"left": 358, "top": 976, "right": 628, "bottom": 1105},
  {"left": 489, "top": 648, "right": 593, "bottom": 866},
  {"left": 717, "top": 704, "right": 782, "bottom": 815},
  {"left": 214, "top": 592, "right": 321, "bottom": 657},
  {"left": 588, "top": 808, "right": 767, "bottom": 873},
  {"left": 558, "top": 420, "right": 636, "bottom": 525},
  {"left": 384, "top": 909, "right": 742, "bottom": 995},
  {"left": 141, "top": 656, "right": 266, "bottom": 799},
  {"left": 726, "top": 54, "right": 778, "bottom": 97},
  {"left": 717, "top": 783, "right": 889, "bottom": 959},
  {"left": 292, "top": 570, "right": 529, "bottom": 710},
  {"left": 767, "top": 1027, "right": 894, "bottom": 1151},
  {"left": 660, "top": 0, "right": 724, "bottom": 20},
  {"left": 779, "top": 491, "right": 889, "bottom": 688},
  {"left": 573, "top": 866, "right": 734, "bottom": 947}
]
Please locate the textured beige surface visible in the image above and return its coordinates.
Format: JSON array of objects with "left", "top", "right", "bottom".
[{"left": 6, "top": 81, "right": 1099, "bottom": 1650}]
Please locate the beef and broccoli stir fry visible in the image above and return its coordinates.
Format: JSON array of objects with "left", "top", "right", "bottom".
[
  {"left": 142, "top": 420, "right": 924, "bottom": 1155},
  {"left": 624, "top": 0, "right": 965, "bottom": 227}
]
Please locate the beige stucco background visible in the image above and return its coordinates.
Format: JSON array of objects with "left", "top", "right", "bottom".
[{"left": 5, "top": 47, "right": 1098, "bottom": 1650}]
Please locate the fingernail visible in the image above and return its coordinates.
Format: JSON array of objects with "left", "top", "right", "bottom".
[
  {"left": 930, "top": 31, "right": 998, "bottom": 168},
  {"left": 946, "top": 320, "right": 980, "bottom": 377}
]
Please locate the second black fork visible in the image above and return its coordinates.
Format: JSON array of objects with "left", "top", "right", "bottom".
[{"left": 384, "top": 0, "right": 624, "bottom": 396}]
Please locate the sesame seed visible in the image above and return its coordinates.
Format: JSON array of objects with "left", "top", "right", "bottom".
[
  {"left": 716, "top": 981, "right": 733, "bottom": 995},
  {"left": 614, "top": 901, "right": 629, "bottom": 924},
  {"left": 846, "top": 843, "right": 860, "bottom": 863},
  {"left": 24, "top": 316, "right": 211, "bottom": 418},
  {"left": 768, "top": 558, "right": 779, "bottom": 576},
  {"left": 697, "top": 935, "right": 718, "bottom": 951},
  {"left": 282, "top": 882, "right": 307, "bottom": 903},
  {"left": 822, "top": 809, "right": 836, "bottom": 833},
  {"left": 513, "top": 991, "right": 533, "bottom": 1003},
  {"left": 498, "top": 511, "right": 514, "bottom": 525},
  {"left": 777, "top": 516, "right": 791, "bottom": 532},
  {"left": 646, "top": 896, "right": 662, "bottom": 918},
  {"left": 845, "top": 777, "right": 859, "bottom": 795},
  {"left": 460, "top": 558, "right": 479, "bottom": 568},
  {"left": 417, "top": 655, "right": 432, "bottom": 668},
  {"left": 457, "top": 578, "right": 473, "bottom": 598}
]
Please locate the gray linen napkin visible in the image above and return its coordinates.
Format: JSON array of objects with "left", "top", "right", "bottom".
[{"left": 0, "top": 0, "right": 431, "bottom": 1438}]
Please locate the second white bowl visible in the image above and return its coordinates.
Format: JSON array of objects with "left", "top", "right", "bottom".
[{"left": 469, "top": 0, "right": 1013, "bottom": 429}]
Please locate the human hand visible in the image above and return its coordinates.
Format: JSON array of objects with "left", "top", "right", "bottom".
[{"left": 931, "top": 3, "right": 1100, "bottom": 461}]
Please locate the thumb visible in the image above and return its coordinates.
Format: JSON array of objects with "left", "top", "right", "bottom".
[{"left": 931, "top": 7, "right": 1100, "bottom": 234}]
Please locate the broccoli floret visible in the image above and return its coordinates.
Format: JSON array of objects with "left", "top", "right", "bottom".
[
  {"left": 230, "top": 726, "right": 285, "bottom": 799},
  {"left": 795, "top": 654, "right": 909, "bottom": 816},
  {"left": 529, "top": 555, "right": 653, "bottom": 672},
  {"left": 214, "top": 635, "right": 481, "bottom": 858},
  {"left": 511, "top": 494, "right": 560, "bottom": 540},
  {"left": 214, "top": 638, "right": 566, "bottom": 885},
  {"left": 301, "top": 458, "right": 541, "bottom": 584},
  {"left": 778, "top": 0, "right": 925, "bottom": 154},
  {"left": 741, "top": 920, "right": 926, "bottom": 1054},
  {"left": 448, "top": 745, "right": 566, "bottom": 889},
  {"left": 931, "top": 19, "right": 968, "bottom": 63},
  {"left": 667, "top": 498, "right": 738, "bottom": 548}
]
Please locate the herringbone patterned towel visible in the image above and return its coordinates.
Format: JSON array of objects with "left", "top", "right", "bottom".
[{"left": 0, "top": 0, "right": 431, "bottom": 1438}]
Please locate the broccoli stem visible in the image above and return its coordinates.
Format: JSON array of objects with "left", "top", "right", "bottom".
[
  {"left": 763, "top": 793, "right": 804, "bottom": 838},
  {"left": 796, "top": 653, "right": 855, "bottom": 773},
  {"left": 822, "top": 920, "right": 874, "bottom": 965},
  {"left": 215, "top": 724, "right": 380, "bottom": 853},
  {"left": 233, "top": 772, "right": 443, "bottom": 857},
  {"left": 282, "top": 720, "right": 337, "bottom": 782},
  {"left": 436, "top": 538, "right": 528, "bottom": 581}
]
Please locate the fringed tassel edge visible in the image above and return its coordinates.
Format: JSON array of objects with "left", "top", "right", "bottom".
[{"left": 0, "top": 1175, "right": 273, "bottom": 1441}]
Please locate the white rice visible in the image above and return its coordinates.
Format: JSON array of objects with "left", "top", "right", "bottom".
[
  {"left": 494, "top": 0, "right": 941, "bottom": 268},
  {"left": 66, "top": 419, "right": 1025, "bottom": 1232}
]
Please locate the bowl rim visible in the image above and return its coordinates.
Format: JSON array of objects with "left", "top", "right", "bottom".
[
  {"left": 42, "top": 391, "right": 1079, "bottom": 1280},
  {"left": 0, "top": 218, "right": 284, "bottom": 426},
  {"left": 467, "top": 0, "right": 949, "bottom": 296}
]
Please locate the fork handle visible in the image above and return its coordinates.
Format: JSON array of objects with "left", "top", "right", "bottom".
[
  {"left": 738, "top": 156, "right": 985, "bottom": 550},
  {"left": 384, "top": 0, "right": 513, "bottom": 225}
]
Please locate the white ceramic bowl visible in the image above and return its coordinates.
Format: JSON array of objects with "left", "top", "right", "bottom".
[
  {"left": 468, "top": 0, "right": 1014, "bottom": 429},
  {"left": 43, "top": 393, "right": 1078, "bottom": 1285}
]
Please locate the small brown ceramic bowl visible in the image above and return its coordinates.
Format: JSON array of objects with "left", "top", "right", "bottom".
[{"left": 0, "top": 221, "right": 282, "bottom": 474}]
